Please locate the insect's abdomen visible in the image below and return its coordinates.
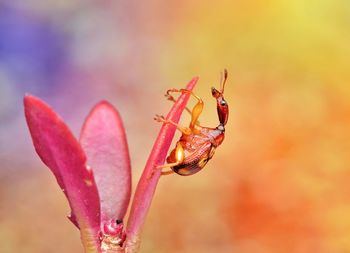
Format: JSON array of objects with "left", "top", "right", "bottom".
[
  {"left": 172, "top": 159, "right": 204, "bottom": 176},
  {"left": 167, "top": 142, "right": 215, "bottom": 176}
]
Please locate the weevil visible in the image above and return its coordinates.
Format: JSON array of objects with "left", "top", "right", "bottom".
[{"left": 154, "top": 69, "right": 228, "bottom": 176}]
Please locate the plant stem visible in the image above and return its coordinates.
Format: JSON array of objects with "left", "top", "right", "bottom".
[{"left": 124, "top": 77, "right": 198, "bottom": 253}]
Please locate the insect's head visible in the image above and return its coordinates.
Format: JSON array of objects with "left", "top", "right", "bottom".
[{"left": 211, "top": 69, "right": 229, "bottom": 126}]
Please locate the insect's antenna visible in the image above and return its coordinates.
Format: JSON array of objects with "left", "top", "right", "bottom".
[{"left": 220, "top": 69, "right": 228, "bottom": 94}]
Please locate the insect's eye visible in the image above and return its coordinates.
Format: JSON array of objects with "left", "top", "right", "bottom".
[
  {"left": 217, "top": 125, "right": 225, "bottom": 131},
  {"left": 220, "top": 100, "right": 227, "bottom": 106}
]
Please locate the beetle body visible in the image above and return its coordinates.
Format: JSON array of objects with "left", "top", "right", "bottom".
[
  {"left": 167, "top": 126, "right": 224, "bottom": 176},
  {"left": 155, "top": 69, "right": 228, "bottom": 176}
]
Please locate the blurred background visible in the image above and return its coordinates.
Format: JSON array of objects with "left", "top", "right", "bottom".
[{"left": 0, "top": 1, "right": 350, "bottom": 252}]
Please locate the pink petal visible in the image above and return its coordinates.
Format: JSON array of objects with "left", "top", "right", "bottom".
[
  {"left": 125, "top": 77, "right": 199, "bottom": 250},
  {"left": 24, "top": 95, "right": 101, "bottom": 251},
  {"left": 80, "top": 101, "right": 131, "bottom": 227}
]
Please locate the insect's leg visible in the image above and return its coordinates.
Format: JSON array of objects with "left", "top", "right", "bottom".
[
  {"left": 166, "top": 89, "right": 203, "bottom": 128},
  {"left": 148, "top": 168, "right": 175, "bottom": 179},
  {"left": 166, "top": 88, "right": 202, "bottom": 101},
  {"left": 165, "top": 93, "right": 192, "bottom": 115},
  {"left": 157, "top": 161, "right": 180, "bottom": 169},
  {"left": 161, "top": 170, "right": 175, "bottom": 176},
  {"left": 165, "top": 93, "right": 201, "bottom": 126},
  {"left": 156, "top": 142, "right": 184, "bottom": 170},
  {"left": 154, "top": 115, "right": 192, "bottom": 135}
]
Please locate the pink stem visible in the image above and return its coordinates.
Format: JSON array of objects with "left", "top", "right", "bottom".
[{"left": 124, "top": 77, "right": 199, "bottom": 252}]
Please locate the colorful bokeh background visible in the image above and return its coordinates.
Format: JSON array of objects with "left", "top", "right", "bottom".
[{"left": 1, "top": 1, "right": 350, "bottom": 252}]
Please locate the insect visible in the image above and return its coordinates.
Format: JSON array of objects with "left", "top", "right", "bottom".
[{"left": 154, "top": 69, "right": 228, "bottom": 176}]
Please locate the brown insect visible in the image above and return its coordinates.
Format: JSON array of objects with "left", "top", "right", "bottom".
[{"left": 155, "top": 69, "right": 228, "bottom": 176}]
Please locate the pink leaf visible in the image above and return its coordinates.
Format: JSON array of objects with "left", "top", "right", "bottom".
[
  {"left": 80, "top": 101, "right": 131, "bottom": 227},
  {"left": 124, "top": 77, "right": 199, "bottom": 251},
  {"left": 24, "top": 95, "right": 101, "bottom": 252}
]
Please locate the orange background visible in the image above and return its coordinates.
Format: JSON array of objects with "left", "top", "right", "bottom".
[{"left": 0, "top": 1, "right": 349, "bottom": 252}]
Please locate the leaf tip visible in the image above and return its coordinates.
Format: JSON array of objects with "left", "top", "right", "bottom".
[{"left": 23, "top": 94, "right": 39, "bottom": 110}]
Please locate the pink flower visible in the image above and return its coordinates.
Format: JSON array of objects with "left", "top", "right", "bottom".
[{"left": 24, "top": 77, "right": 198, "bottom": 253}]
